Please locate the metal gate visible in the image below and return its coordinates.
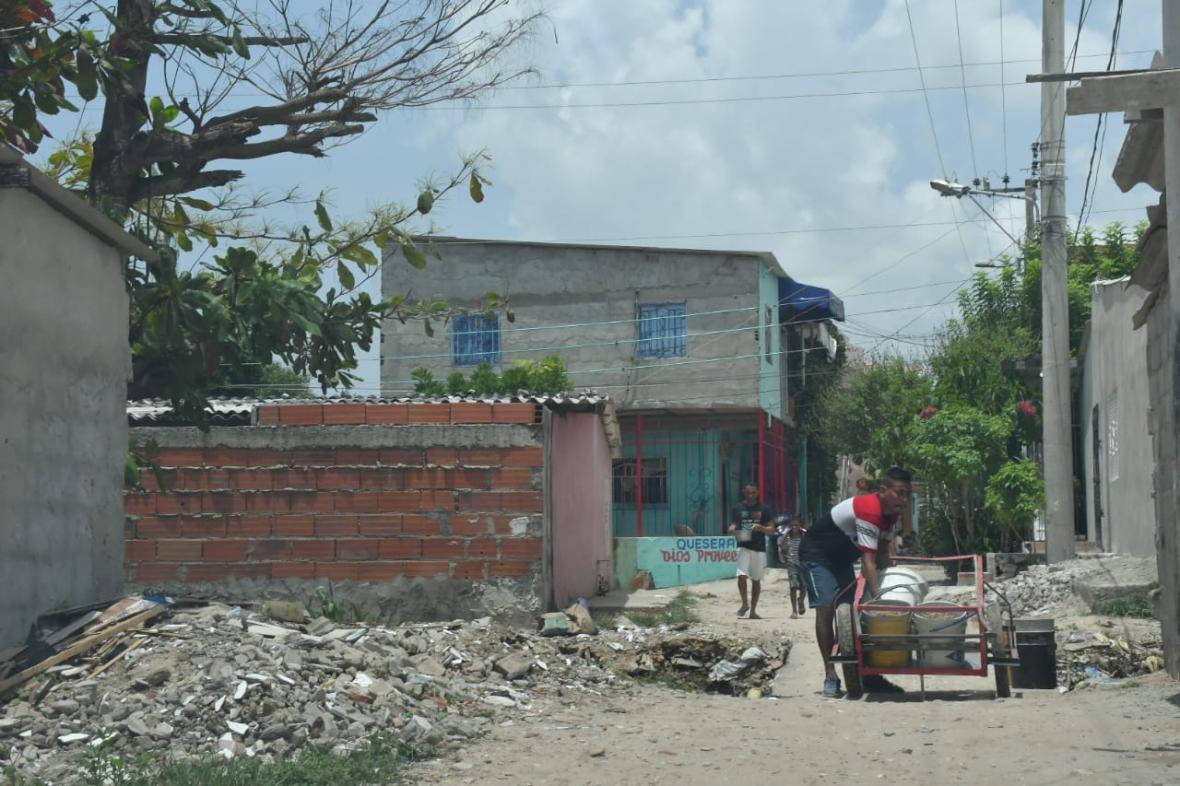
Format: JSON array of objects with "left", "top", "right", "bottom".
[{"left": 611, "top": 412, "right": 792, "bottom": 537}]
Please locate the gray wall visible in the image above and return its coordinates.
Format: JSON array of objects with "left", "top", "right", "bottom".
[
  {"left": 1079, "top": 279, "right": 1157, "bottom": 557},
  {"left": 1142, "top": 278, "right": 1179, "bottom": 676},
  {"left": 382, "top": 240, "right": 775, "bottom": 413},
  {"left": 0, "top": 188, "right": 130, "bottom": 647}
]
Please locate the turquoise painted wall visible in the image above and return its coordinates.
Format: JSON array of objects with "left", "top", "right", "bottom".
[
  {"left": 614, "top": 536, "right": 739, "bottom": 588},
  {"left": 759, "top": 262, "right": 782, "bottom": 418},
  {"left": 612, "top": 429, "right": 722, "bottom": 537}
]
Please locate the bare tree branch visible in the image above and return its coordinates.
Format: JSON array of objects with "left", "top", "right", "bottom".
[{"left": 89, "top": 0, "right": 540, "bottom": 212}]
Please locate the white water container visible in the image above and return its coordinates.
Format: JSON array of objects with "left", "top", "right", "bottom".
[
  {"left": 912, "top": 601, "right": 971, "bottom": 668},
  {"left": 876, "top": 566, "right": 929, "bottom": 606}
]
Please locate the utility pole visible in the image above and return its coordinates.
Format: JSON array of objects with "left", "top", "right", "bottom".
[
  {"left": 1024, "top": 176, "right": 1038, "bottom": 244},
  {"left": 1040, "top": 0, "right": 1075, "bottom": 562}
]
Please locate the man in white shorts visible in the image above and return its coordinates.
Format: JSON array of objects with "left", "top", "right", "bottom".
[{"left": 728, "top": 482, "right": 774, "bottom": 619}]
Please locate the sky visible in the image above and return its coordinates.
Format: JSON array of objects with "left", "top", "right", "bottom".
[{"left": 48, "top": 0, "right": 1166, "bottom": 394}]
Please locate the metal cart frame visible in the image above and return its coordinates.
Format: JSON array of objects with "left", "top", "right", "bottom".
[{"left": 829, "top": 554, "right": 1020, "bottom": 699}]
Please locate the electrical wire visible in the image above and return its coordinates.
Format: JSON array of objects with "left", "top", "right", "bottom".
[
  {"left": 498, "top": 50, "right": 1154, "bottom": 91},
  {"left": 953, "top": 0, "right": 981, "bottom": 179},
  {"left": 1075, "top": 0, "right": 1124, "bottom": 240},
  {"left": 999, "top": 0, "right": 1010, "bottom": 178},
  {"left": 905, "top": 0, "right": 947, "bottom": 180}
]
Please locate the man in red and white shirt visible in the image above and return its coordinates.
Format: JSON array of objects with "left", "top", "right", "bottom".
[{"left": 799, "top": 466, "right": 912, "bottom": 697}]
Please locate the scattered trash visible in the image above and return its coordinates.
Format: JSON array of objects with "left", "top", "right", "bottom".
[{"left": 1056, "top": 629, "right": 1165, "bottom": 691}]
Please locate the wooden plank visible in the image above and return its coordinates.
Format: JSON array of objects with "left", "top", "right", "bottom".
[
  {"left": 90, "top": 638, "right": 147, "bottom": 679},
  {"left": 44, "top": 611, "right": 102, "bottom": 647},
  {"left": 0, "top": 605, "right": 166, "bottom": 696},
  {"left": 1067, "top": 70, "right": 1180, "bottom": 115}
]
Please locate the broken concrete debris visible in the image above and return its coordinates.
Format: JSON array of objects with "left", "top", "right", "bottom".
[{"left": 0, "top": 597, "right": 788, "bottom": 782}]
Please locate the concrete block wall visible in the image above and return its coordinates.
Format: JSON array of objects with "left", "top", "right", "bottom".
[
  {"left": 1143, "top": 285, "right": 1180, "bottom": 677},
  {"left": 380, "top": 240, "right": 771, "bottom": 411},
  {"left": 1, "top": 186, "right": 130, "bottom": 647},
  {"left": 124, "top": 402, "right": 548, "bottom": 624}
]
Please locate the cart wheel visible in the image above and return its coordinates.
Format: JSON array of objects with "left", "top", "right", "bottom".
[{"left": 835, "top": 604, "right": 863, "bottom": 699}]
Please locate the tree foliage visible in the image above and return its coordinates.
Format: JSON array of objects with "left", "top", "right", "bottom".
[
  {"left": 816, "top": 355, "right": 932, "bottom": 475},
  {"left": 788, "top": 324, "right": 847, "bottom": 516},
  {"left": 818, "top": 222, "right": 1142, "bottom": 559},
  {"left": 4, "top": 0, "right": 540, "bottom": 421},
  {"left": 412, "top": 357, "right": 573, "bottom": 398},
  {"left": 985, "top": 459, "right": 1045, "bottom": 548}
]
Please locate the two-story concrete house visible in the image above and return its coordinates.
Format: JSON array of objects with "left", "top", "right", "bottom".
[{"left": 381, "top": 238, "right": 843, "bottom": 545}]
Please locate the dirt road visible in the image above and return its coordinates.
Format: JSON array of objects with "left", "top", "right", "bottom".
[{"left": 407, "top": 570, "right": 1180, "bottom": 786}]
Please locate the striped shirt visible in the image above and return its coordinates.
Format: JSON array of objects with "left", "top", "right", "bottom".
[{"left": 780, "top": 528, "right": 806, "bottom": 565}]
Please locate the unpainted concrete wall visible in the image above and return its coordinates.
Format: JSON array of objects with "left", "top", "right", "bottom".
[
  {"left": 0, "top": 188, "right": 129, "bottom": 647},
  {"left": 549, "top": 411, "right": 612, "bottom": 607},
  {"left": 380, "top": 241, "right": 774, "bottom": 413},
  {"left": 1079, "top": 279, "right": 1156, "bottom": 556},
  {"left": 1142, "top": 280, "right": 1180, "bottom": 677}
]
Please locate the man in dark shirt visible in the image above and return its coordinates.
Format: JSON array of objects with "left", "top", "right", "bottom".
[{"left": 728, "top": 482, "right": 773, "bottom": 619}]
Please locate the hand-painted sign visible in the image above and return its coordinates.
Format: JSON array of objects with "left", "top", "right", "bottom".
[{"left": 618, "top": 536, "right": 740, "bottom": 588}]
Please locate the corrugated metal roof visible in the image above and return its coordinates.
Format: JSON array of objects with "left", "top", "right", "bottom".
[{"left": 127, "top": 392, "right": 612, "bottom": 424}]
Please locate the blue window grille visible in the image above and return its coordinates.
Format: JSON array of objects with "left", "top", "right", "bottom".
[
  {"left": 638, "top": 302, "right": 687, "bottom": 358},
  {"left": 452, "top": 314, "right": 501, "bottom": 366}
]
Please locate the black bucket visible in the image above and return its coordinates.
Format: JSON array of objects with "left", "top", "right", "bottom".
[{"left": 1012, "top": 630, "right": 1057, "bottom": 689}]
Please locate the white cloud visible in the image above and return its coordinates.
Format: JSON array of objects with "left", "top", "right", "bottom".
[{"left": 422, "top": 0, "right": 1161, "bottom": 361}]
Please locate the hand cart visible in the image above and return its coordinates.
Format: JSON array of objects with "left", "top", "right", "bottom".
[{"left": 829, "top": 554, "right": 1020, "bottom": 699}]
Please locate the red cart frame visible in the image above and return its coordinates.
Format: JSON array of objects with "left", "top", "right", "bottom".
[{"left": 829, "top": 554, "right": 1019, "bottom": 699}]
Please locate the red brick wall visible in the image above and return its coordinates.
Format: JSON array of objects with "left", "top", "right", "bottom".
[{"left": 125, "top": 403, "right": 544, "bottom": 588}]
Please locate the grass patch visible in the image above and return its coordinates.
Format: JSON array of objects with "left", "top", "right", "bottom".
[
  {"left": 1092, "top": 593, "right": 1154, "bottom": 619},
  {"left": 67, "top": 735, "right": 422, "bottom": 786},
  {"left": 625, "top": 591, "right": 701, "bottom": 628}
]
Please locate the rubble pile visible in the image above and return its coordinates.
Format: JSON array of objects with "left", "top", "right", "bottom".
[
  {"left": 986, "top": 563, "right": 1088, "bottom": 618},
  {"left": 987, "top": 556, "right": 1159, "bottom": 618},
  {"left": 0, "top": 599, "right": 788, "bottom": 782}
]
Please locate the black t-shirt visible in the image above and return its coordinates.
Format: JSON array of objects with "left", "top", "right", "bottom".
[{"left": 731, "top": 503, "right": 772, "bottom": 552}]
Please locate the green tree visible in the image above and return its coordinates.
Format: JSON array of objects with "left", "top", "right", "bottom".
[
  {"left": 985, "top": 459, "right": 1046, "bottom": 550},
  {"left": 412, "top": 357, "right": 573, "bottom": 398},
  {"left": 816, "top": 355, "right": 933, "bottom": 475},
  {"left": 6, "top": 0, "right": 539, "bottom": 421},
  {"left": 909, "top": 407, "right": 1010, "bottom": 554}
]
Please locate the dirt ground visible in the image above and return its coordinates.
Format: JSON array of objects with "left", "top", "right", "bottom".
[{"left": 406, "top": 569, "right": 1180, "bottom": 786}]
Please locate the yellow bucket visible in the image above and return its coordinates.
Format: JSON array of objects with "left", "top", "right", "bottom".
[{"left": 863, "top": 611, "right": 911, "bottom": 668}]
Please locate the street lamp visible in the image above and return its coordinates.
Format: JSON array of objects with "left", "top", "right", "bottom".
[{"left": 929, "top": 177, "right": 1039, "bottom": 272}]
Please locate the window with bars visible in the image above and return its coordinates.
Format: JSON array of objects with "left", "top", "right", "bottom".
[
  {"left": 637, "top": 302, "right": 687, "bottom": 358},
  {"left": 451, "top": 314, "right": 501, "bottom": 366},
  {"left": 612, "top": 458, "right": 669, "bottom": 506}
]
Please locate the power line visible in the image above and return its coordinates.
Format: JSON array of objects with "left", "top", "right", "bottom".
[
  {"left": 63, "top": 50, "right": 1156, "bottom": 105},
  {"left": 842, "top": 226, "right": 961, "bottom": 296},
  {"left": 1075, "top": 0, "right": 1124, "bottom": 240},
  {"left": 499, "top": 50, "right": 1155, "bottom": 91},
  {"left": 905, "top": 0, "right": 948, "bottom": 180},
  {"left": 409, "top": 80, "right": 1041, "bottom": 112},
  {"left": 953, "top": 0, "right": 982, "bottom": 179},
  {"left": 999, "top": 0, "right": 1010, "bottom": 177},
  {"left": 902, "top": 0, "right": 976, "bottom": 283},
  {"left": 229, "top": 298, "right": 976, "bottom": 390}
]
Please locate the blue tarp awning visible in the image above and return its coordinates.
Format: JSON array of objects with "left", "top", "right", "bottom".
[{"left": 778, "top": 277, "right": 845, "bottom": 322}]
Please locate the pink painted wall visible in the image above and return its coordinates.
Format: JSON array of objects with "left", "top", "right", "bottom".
[{"left": 550, "top": 411, "right": 613, "bottom": 607}]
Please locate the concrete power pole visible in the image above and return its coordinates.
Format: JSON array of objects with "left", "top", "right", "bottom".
[{"left": 1040, "top": 0, "right": 1075, "bottom": 562}]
